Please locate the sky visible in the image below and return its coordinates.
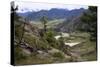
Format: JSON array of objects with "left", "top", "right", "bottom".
[{"left": 14, "top": 1, "right": 88, "bottom": 13}]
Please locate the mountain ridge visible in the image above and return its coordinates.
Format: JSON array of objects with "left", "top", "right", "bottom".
[{"left": 18, "top": 8, "right": 87, "bottom": 21}]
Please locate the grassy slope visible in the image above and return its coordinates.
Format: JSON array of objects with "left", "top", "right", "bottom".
[
  {"left": 69, "top": 32, "right": 97, "bottom": 61},
  {"left": 14, "top": 19, "right": 97, "bottom": 65},
  {"left": 14, "top": 19, "right": 70, "bottom": 65}
]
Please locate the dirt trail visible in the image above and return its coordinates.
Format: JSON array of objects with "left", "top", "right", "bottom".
[{"left": 65, "top": 42, "right": 81, "bottom": 47}]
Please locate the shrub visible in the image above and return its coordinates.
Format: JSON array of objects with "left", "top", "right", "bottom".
[
  {"left": 52, "top": 52, "right": 65, "bottom": 59},
  {"left": 14, "top": 47, "right": 27, "bottom": 61}
]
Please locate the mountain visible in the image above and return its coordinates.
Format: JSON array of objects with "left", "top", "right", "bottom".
[
  {"left": 54, "top": 15, "right": 89, "bottom": 33},
  {"left": 18, "top": 12, "right": 32, "bottom": 18},
  {"left": 18, "top": 8, "right": 86, "bottom": 21}
]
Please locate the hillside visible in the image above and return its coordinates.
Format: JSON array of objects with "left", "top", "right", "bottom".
[
  {"left": 54, "top": 15, "right": 89, "bottom": 33},
  {"left": 14, "top": 16, "right": 97, "bottom": 65}
]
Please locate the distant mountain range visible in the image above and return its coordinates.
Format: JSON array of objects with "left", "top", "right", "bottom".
[{"left": 18, "top": 8, "right": 87, "bottom": 21}]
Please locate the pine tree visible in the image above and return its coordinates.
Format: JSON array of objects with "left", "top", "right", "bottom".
[{"left": 81, "top": 6, "right": 97, "bottom": 41}]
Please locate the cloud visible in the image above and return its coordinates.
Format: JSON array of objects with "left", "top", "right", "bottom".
[{"left": 15, "top": 1, "right": 88, "bottom": 13}]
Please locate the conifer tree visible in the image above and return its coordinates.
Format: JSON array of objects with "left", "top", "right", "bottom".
[{"left": 81, "top": 6, "right": 97, "bottom": 41}]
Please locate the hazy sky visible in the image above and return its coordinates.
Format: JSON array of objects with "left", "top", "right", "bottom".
[{"left": 15, "top": 1, "right": 88, "bottom": 13}]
